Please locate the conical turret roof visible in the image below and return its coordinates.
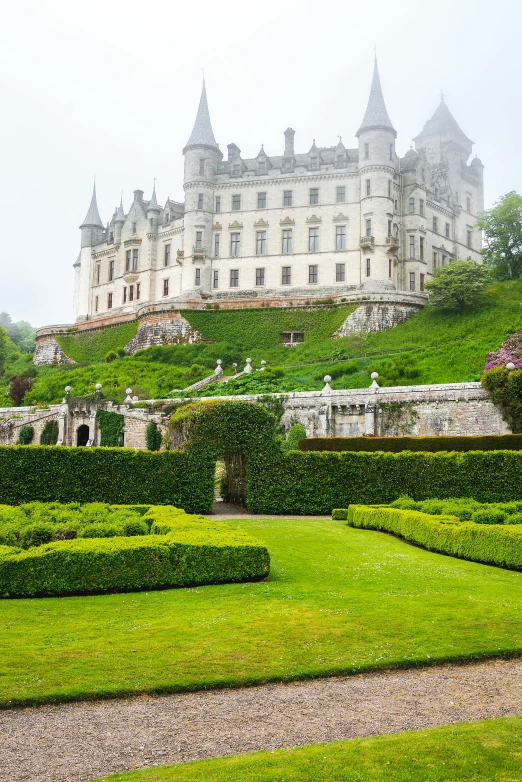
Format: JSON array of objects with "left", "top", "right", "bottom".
[
  {"left": 80, "top": 182, "right": 103, "bottom": 228},
  {"left": 114, "top": 196, "right": 125, "bottom": 223},
  {"left": 414, "top": 100, "right": 473, "bottom": 144},
  {"left": 184, "top": 81, "right": 219, "bottom": 152},
  {"left": 357, "top": 60, "right": 396, "bottom": 137},
  {"left": 147, "top": 183, "right": 160, "bottom": 211}
]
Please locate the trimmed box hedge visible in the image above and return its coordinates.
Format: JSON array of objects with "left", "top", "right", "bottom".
[
  {"left": 298, "top": 434, "right": 522, "bottom": 453},
  {"left": 345, "top": 504, "right": 522, "bottom": 570},
  {"left": 0, "top": 445, "right": 215, "bottom": 513},
  {"left": 0, "top": 505, "right": 270, "bottom": 597}
]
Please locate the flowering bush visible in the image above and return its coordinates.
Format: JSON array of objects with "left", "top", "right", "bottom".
[{"left": 484, "top": 331, "right": 522, "bottom": 371}]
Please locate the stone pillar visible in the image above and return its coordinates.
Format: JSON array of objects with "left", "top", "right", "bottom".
[{"left": 365, "top": 403, "right": 376, "bottom": 435}]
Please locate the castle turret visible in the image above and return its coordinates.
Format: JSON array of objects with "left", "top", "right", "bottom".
[
  {"left": 113, "top": 196, "right": 125, "bottom": 244},
  {"left": 74, "top": 183, "right": 104, "bottom": 321},
  {"left": 146, "top": 183, "right": 161, "bottom": 234},
  {"left": 182, "top": 80, "right": 223, "bottom": 295},
  {"left": 356, "top": 60, "right": 397, "bottom": 288},
  {"left": 80, "top": 183, "right": 104, "bottom": 248}
]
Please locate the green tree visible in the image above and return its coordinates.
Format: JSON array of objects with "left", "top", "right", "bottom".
[
  {"left": 425, "top": 260, "right": 490, "bottom": 310},
  {"left": 476, "top": 191, "right": 522, "bottom": 280},
  {"left": 0, "top": 325, "right": 8, "bottom": 374}
]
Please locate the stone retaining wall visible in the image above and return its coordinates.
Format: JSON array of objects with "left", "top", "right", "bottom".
[
  {"left": 33, "top": 337, "right": 75, "bottom": 367},
  {"left": 335, "top": 302, "right": 420, "bottom": 335},
  {"left": 124, "top": 311, "right": 203, "bottom": 353}
]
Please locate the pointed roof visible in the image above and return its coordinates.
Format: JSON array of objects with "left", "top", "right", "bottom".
[
  {"left": 80, "top": 183, "right": 103, "bottom": 228},
  {"left": 357, "top": 60, "right": 396, "bottom": 137},
  {"left": 114, "top": 196, "right": 125, "bottom": 223},
  {"left": 184, "top": 81, "right": 219, "bottom": 152},
  {"left": 414, "top": 100, "right": 473, "bottom": 144},
  {"left": 147, "top": 183, "right": 160, "bottom": 211}
]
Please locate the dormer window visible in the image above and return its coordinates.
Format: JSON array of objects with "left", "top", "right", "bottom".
[
  {"left": 258, "top": 160, "right": 266, "bottom": 174},
  {"left": 310, "top": 156, "right": 318, "bottom": 169},
  {"left": 233, "top": 164, "right": 241, "bottom": 176},
  {"left": 336, "top": 154, "right": 345, "bottom": 167}
]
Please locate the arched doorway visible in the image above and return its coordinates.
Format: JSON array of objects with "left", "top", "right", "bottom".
[{"left": 77, "top": 424, "right": 90, "bottom": 447}]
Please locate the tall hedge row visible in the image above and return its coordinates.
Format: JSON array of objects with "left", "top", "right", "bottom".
[
  {"left": 0, "top": 446, "right": 215, "bottom": 513},
  {"left": 299, "top": 434, "right": 522, "bottom": 453},
  {"left": 247, "top": 450, "right": 522, "bottom": 515},
  {"left": 346, "top": 505, "right": 522, "bottom": 571}
]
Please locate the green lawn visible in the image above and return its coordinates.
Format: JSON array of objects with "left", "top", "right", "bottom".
[
  {"left": 1, "top": 517, "right": 522, "bottom": 707},
  {"left": 91, "top": 716, "right": 522, "bottom": 781}
]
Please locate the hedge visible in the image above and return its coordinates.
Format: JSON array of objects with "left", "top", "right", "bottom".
[
  {"left": 345, "top": 505, "right": 522, "bottom": 571},
  {"left": 0, "top": 505, "right": 270, "bottom": 597},
  {"left": 298, "top": 434, "right": 522, "bottom": 453},
  {"left": 0, "top": 446, "right": 215, "bottom": 513},
  {"left": 247, "top": 450, "right": 522, "bottom": 515}
]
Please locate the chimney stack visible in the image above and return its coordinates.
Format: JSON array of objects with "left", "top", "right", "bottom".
[{"left": 284, "top": 128, "right": 295, "bottom": 156}]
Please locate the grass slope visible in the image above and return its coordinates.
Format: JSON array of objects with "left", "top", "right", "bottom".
[
  {"left": 1, "top": 517, "right": 522, "bottom": 707},
  {"left": 56, "top": 322, "right": 139, "bottom": 363},
  {"left": 92, "top": 716, "right": 522, "bottom": 781}
]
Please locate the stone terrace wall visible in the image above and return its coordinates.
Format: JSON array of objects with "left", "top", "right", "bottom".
[
  {"left": 125, "top": 311, "right": 203, "bottom": 354},
  {"left": 33, "top": 336, "right": 75, "bottom": 367},
  {"left": 335, "top": 302, "right": 420, "bottom": 335}
]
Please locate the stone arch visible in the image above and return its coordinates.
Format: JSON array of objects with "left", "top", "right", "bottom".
[{"left": 76, "top": 424, "right": 90, "bottom": 447}]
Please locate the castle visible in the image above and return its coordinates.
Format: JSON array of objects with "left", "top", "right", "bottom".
[{"left": 72, "top": 61, "right": 483, "bottom": 326}]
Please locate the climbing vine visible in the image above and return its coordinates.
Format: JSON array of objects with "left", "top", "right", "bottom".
[
  {"left": 146, "top": 421, "right": 162, "bottom": 451},
  {"left": 40, "top": 420, "right": 59, "bottom": 445},
  {"left": 96, "top": 409, "right": 125, "bottom": 447},
  {"left": 376, "top": 401, "right": 418, "bottom": 436}
]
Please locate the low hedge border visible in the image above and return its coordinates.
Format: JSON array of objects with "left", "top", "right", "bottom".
[
  {"left": 345, "top": 505, "right": 522, "bottom": 571},
  {"left": 299, "top": 434, "right": 522, "bottom": 453},
  {"left": 0, "top": 505, "right": 270, "bottom": 598}
]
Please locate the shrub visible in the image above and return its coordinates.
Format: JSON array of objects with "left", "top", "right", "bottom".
[
  {"left": 346, "top": 505, "right": 522, "bottom": 571},
  {"left": 17, "top": 425, "right": 34, "bottom": 445},
  {"left": 482, "top": 366, "right": 522, "bottom": 433},
  {"left": 146, "top": 421, "right": 162, "bottom": 451},
  {"left": 283, "top": 423, "right": 307, "bottom": 452},
  {"left": 504, "top": 513, "right": 522, "bottom": 525},
  {"left": 471, "top": 509, "right": 507, "bottom": 525},
  {"left": 424, "top": 260, "right": 491, "bottom": 310},
  {"left": 23, "top": 522, "right": 56, "bottom": 548},
  {"left": 40, "top": 420, "right": 59, "bottom": 445},
  {"left": 9, "top": 376, "right": 33, "bottom": 406},
  {"left": 105, "top": 351, "right": 118, "bottom": 363},
  {"left": 299, "top": 434, "right": 522, "bottom": 452},
  {"left": 79, "top": 522, "right": 124, "bottom": 538}
]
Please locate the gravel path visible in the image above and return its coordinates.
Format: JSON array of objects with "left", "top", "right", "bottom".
[{"left": 1, "top": 658, "right": 521, "bottom": 782}]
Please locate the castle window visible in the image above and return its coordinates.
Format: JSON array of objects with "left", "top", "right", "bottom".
[
  {"left": 310, "top": 156, "right": 318, "bottom": 169},
  {"left": 366, "top": 258, "right": 371, "bottom": 277},
  {"left": 366, "top": 179, "right": 371, "bottom": 197},
  {"left": 420, "top": 273, "right": 425, "bottom": 292},
  {"left": 282, "top": 229, "right": 292, "bottom": 254},
  {"left": 433, "top": 216, "right": 438, "bottom": 233},
  {"left": 258, "top": 160, "right": 266, "bottom": 174},
  {"left": 365, "top": 219, "right": 372, "bottom": 238},
  {"left": 197, "top": 193, "right": 204, "bottom": 209},
  {"left": 136, "top": 283, "right": 140, "bottom": 300},
  {"left": 109, "top": 260, "right": 114, "bottom": 281},
  {"left": 389, "top": 258, "right": 392, "bottom": 278},
  {"left": 129, "top": 285, "right": 134, "bottom": 302},
  {"left": 96, "top": 265, "right": 100, "bottom": 285},
  {"left": 282, "top": 266, "right": 291, "bottom": 285},
  {"left": 410, "top": 272, "right": 415, "bottom": 291},
  {"left": 309, "top": 188, "right": 319, "bottom": 205},
  {"left": 336, "top": 154, "right": 345, "bottom": 167},
  {"left": 125, "top": 250, "right": 131, "bottom": 272},
  {"left": 230, "top": 269, "right": 239, "bottom": 287},
  {"left": 163, "top": 279, "right": 169, "bottom": 296},
  {"left": 232, "top": 194, "right": 241, "bottom": 210},
  {"left": 214, "top": 234, "right": 220, "bottom": 257},
  {"left": 420, "top": 199, "right": 425, "bottom": 216},
  {"left": 215, "top": 196, "right": 221, "bottom": 212},
  {"left": 388, "top": 180, "right": 392, "bottom": 198},
  {"left": 149, "top": 218, "right": 153, "bottom": 228},
  {"left": 107, "top": 292, "right": 113, "bottom": 309},
  {"left": 445, "top": 222, "right": 450, "bottom": 239},
  {"left": 364, "top": 142, "right": 369, "bottom": 159},
  {"left": 308, "top": 227, "right": 319, "bottom": 252},
  {"left": 420, "top": 236, "right": 425, "bottom": 261},
  {"left": 257, "top": 192, "right": 266, "bottom": 209},
  {"left": 467, "top": 196, "right": 472, "bottom": 212},
  {"left": 283, "top": 190, "right": 293, "bottom": 207},
  {"left": 336, "top": 225, "right": 346, "bottom": 250},
  {"left": 337, "top": 186, "right": 345, "bottom": 203},
  {"left": 164, "top": 244, "right": 171, "bottom": 267},
  {"left": 213, "top": 270, "right": 219, "bottom": 289},
  {"left": 409, "top": 197, "right": 415, "bottom": 213},
  {"left": 409, "top": 235, "right": 415, "bottom": 259},
  {"left": 95, "top": 296, "right": 99, "bottom": 312},
  {"left": 389, "top": 143, "right": 394, "bottom": 161},
  {"left": 195, "top": 268, "right": 201, "bottom": 286},
  {"left": 256, "top": 231, "right": 266, "bottom": 255},
  {"left": 232, "top": 164, "right": 241, "bottom": 176},
  {"left": 433, "top": 251, "right": 438, "bottom": 268},
  {"left": 394, "top": 199, "right": 398, "bottom": 212},
  {"left": 256, "top": 268, "right": 265, "bottom": 286},
  {"left": 336, "top": 263, "right": 345, "bottom": 282},
  {"left": 132, "top": 249, "right": 139, "bottom": 271},
  {"left": 195, "top": 231, "right": 203, "bottom": 249},
  {"left": 467, "top": 229, "right": 473, "bottom": 248},
  {"left": 231, "top": 233, "right": 241, "bottom": 257},
  {"left": 199, "top": 159, "right": 205, "bottom": 175},
  {"left": 132, "top": 222, "right": 137, "bottom": 234},
  {"left": 442, "top": 254, "right": 447, "bottom": 265},
  {"left": 308, "top": 265, "right": 318, "bottom": 284}
]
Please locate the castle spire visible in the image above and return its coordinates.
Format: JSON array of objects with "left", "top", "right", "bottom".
[
  {"left": 356, "top": 60, "right": 396, "bottom": 137},
  {"left": 80, "top": 182, "right": 103, "bottom": 228},
  {"left": 115, "top": 194, "right": 125, "bottom": 223},
  {"left": 147, "top": 181, "right": 160, "bottom": 211},
  {"left": 184, "top": 80, "right": 219, "bottom": 152}
]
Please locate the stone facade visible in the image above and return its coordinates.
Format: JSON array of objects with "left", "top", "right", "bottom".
[
  {"left": 33, "top": 336, "right": 75, "bottom": 367},
  {"left": 66, "top": 62, "right": 483, "bottom": 333},
  {"left": 125, "top": 309, "right": 203, "bottom": 353},
  {"left": 335, "top": 301, "right": 420, "bottom": 335}
]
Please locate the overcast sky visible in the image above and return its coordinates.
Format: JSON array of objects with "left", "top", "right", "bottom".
[{"left": 1, "top": 0, "right": 520, "bottom": 327}]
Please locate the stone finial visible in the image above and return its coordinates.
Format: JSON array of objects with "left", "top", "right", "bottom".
[
  {"left": 63, "top": 385, "right": 72, "bottom": 403},
  {"left": 260, "top": 360, "right": 267, "bottom": 370},
  {"left": 243, "top": 358, "right": 253, "bottom": 373},
  {"left": 124, "top": 387, "right": 133, "bottom": 403},
  {"left": 323, "top": 375, "right": 332, "bottom": 393},
  {"left": 232, "top": 362, "right": 238, "bottom": 373},
  {"left": 506, "top": 362, "right": 516, "bottom": 371},
  {"left": 95, "top": 383, "right": 103, "bottom": 391},
  {"left": 64, "top": 386, "right": 72, "bottom": 394},
  {"left": 370, "top": 372, "right": 380, "bottom": 390},
  {"left": 214, "top": 359, "right": 223, "bottom": 376}
]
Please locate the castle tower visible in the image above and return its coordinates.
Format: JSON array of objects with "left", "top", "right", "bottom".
[
  {"left": 356, "top": 60, "right": 397, "bottom": 288},
  {"left": 73, "top": 183, "right": 104, "bottom": 321},
  {"left": 146, "top": 183, "right": 161, "bottom": 234},
  {"left": 182, "top": 81, "right": 223, "bottom": 295},
  {"left": 113, "top": 196, "right": 125, "bottom": 244}
]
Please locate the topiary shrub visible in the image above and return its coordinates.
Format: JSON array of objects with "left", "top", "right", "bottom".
[
  {"left": 105, "top": 351, "right": 118, "bottom": 363},
  {"left": 471, "top": 508, "right": 507, "bottom": 525},
  {"left": 146, "top": 421, "right": 162, "bottom": 451},
  {"left": 283, "top": 423, "right": 307, "bottom": 452},
  {"left": 17, "top": 425, "right": 34, "bottom": 445},
  {"left": 40, "top": 420, "right": 59, "bottom": 445},
  {"left": 504, "top": 513, "right": 522, "bottom": 525}
]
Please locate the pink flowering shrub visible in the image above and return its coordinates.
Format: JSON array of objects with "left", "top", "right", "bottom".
[{"left": 484, "top": 332, "right": 522, "bottom": 371}]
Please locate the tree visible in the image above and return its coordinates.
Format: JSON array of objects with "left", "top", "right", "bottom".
[
  {"left": 476, "top": 191, "right": 522, "bottom": 280},
  {"left": 8, "top": 376, "right": 33, "bottom": 406},
  {"left": 0, "top": 326, "right": 8, "bottom": 375},
  {"left": 425, "top": 260, "right": 490, "bottom": 310}
]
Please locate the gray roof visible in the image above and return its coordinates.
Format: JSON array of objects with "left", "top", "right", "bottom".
[
  {"left": 80, "top": 183, "right": 103, "bottom": 228},
  {"left": 217, "top": 146, "right": 358, "bottom": 174},
  {"left": 414, "top": 100, "right": 473, "bottom": 144},
  {"left": 184, "top": 81, "right": 219, "bottom": 151},
  {"left": 147, "top": 184, "right": 160, "bottom": 211},
  {"left": 357, "top": 60, "right": 396, "bottom": 137},
  {"left": 114, "top": 197, "right": 125, "bottom": 223}
]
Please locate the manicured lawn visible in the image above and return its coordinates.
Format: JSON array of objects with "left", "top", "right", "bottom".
[
  {"left": 90, "top": 716, "right": 522, "bottom": 781},
  {"left": 1, "top": 518, "right": 522, "bottom": 707}
]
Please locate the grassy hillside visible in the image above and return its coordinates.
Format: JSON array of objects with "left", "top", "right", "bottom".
[{"left": 56, "top": 321, "right": 139, "bottom": 363}]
